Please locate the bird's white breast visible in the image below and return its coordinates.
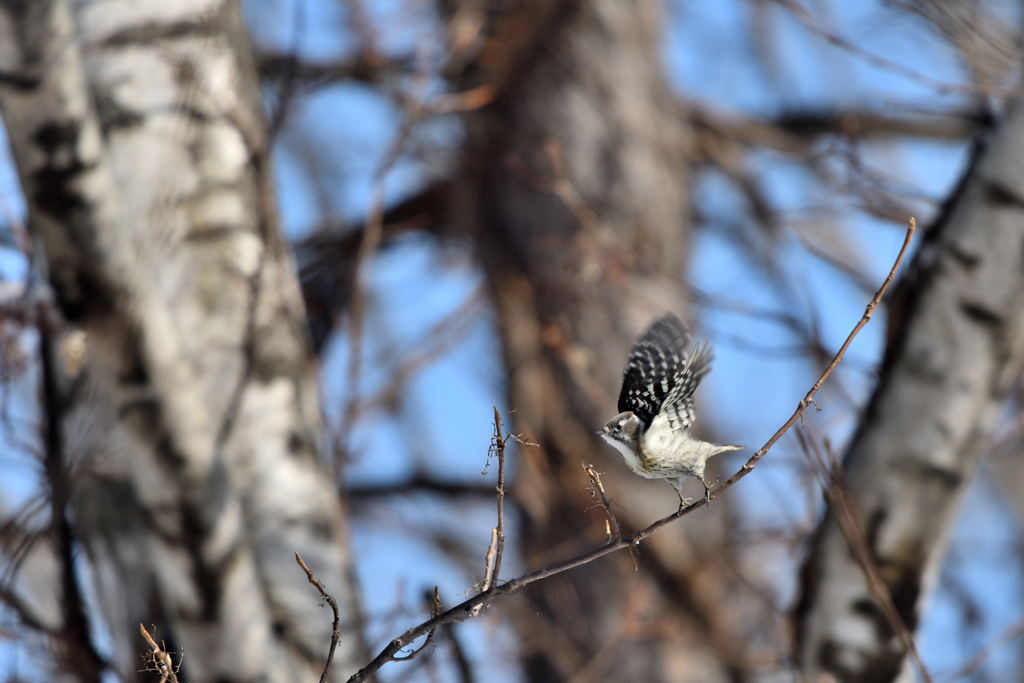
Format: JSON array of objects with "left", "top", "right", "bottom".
[
  {"left": 641, "top": 419, "right": 708, "bottom": 478},
  {"left": 601, "top": 434, "right": 654, "bottom": 478}
]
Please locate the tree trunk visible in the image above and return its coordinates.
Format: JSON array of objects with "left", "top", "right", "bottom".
[
  {"left": 795, "top": 101, "right": 1024, "bottom": 682},
  {"left": 452, "top": 1, "right": 741, "bottom": 680},
  {"left": 0, "top": 1, "right": 365, "bottom": 680}
]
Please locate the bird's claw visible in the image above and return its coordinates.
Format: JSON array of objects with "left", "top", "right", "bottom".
[{"left": 702, "top": 477, "right": 717, "bottom": 506}]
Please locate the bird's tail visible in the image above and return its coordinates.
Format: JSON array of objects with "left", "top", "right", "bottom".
[{"left": 710, "top": 444, "right": 743, "bottom": 458}]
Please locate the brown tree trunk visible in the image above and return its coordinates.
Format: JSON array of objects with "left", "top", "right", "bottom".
[{"left": 451, "top": 2, "right": 742, "bottom": 680}]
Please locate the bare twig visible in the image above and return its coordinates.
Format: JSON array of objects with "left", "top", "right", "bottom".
[
  {"left": 391, "top": 586, "right": 441, "bottom": 662},
  {"left": 347, "top": 220, "right": 915, "bottom": 682},
  {"left": 487, "top": 407, "right": 507, "bottom": 588},
  {"left": 352, "top": 286, "right": 485, "bottom": 421},
  {"left": 336, "top": 184, "right": 386, "bottom": 462},
  {"left": 939, "top": 612, "right": 1024, "bottom": 681},
  {"left": 774, "top": 0, "right": 1016, "bottom": 97},
  {"left": 473, "top": 408, "right": 508, "bottom": 617},
  {"left": 295, "top": 553, "right": 341, "bottom": 683},
  {"left": 719, "top": 216, "right": 915, "bottom": 490},
  {"left": 337, "top": 52, "right": 434, "bottom": 461},
  {"left": 348, "top": 473, "right": 495, "bottom": 500},
  {"left": 138, "top": 624, "right": 181, "bottom": 683},
  {"left": 795, "top": 428, "right": 933, "bottom": 683},
  {"left": 443, "top": 617, "right": 475, "bottom": 683},
  {"left": 257, "top": 50, "right": 414, "bottom": 90},
  {"left": 339, "top": 0, "right": 380, "bottom": 59},
  {"left": 684, "top": 100, "right": 985, "bottom": 158},
  {"left": 38, "top": 305, "right": 106, "bottom": 679},
  {"left": 583, "top": 464, "right": 620, "bottom": 543},
  {"left": 297, "top": 179, "right": 452, "bottom": 353},
  {"left": 264, "top": 0, "right": 306, "bottom": 138},
  {"left": 0, "top": 580, "right": 54, "bottom": 635}
]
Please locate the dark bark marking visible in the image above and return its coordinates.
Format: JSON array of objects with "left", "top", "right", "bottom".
[
  {"left": 984, "top": 179, "right": 1024, "bottom": 207},
  {"left": 960, "top": 299, "right": 1003, "bottom": 328}
]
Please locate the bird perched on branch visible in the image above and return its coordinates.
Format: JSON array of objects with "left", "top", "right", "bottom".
[{"left": 599, "top": 313, "right": 741, "bottom": 507}]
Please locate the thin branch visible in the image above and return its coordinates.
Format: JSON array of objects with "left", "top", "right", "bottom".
[
  {"left": 138, "top": 624, "right": 181, "bottom": 683},
  {"left": 212, "top": 247, "right": 267, "bottom": 464},
  {"left": 443, "top": 618, "right": 475, "bottom": 683},
  {"left": 348, "top": 473, "right": 495, "bottom": 500},
  {"left": 38, "top": 306, "right": 106, "bottom": 680},
  {"left": 352, "top": 286, "right": 485, "bottom": 421},
  {"left": 256, "top": 51, "right": 415, "bottom": 90},
  {"left": 0, "top": 582, "right": 54, "bottom": 635},
  {"left": 487, "top": 407, "right": 507, "bottom": 589},
  {"left": 472, "top": 408, "right": 508, "bottom": 617},
  {"left": 684, "top": 101, "right": 986, "bottom": 166},
  {"left": 583, "top": 464, "right": 620, "bottom": 543},
  {"left": 720, "top": 216, "right": 915, "bottom": 489},
  {"left": 390, "top": 586, "right": 441, "bottom": 662},
  {"left": 294, "top": 553, "right": 341, "bottom": 683},
  {"left": 337, "top": 56, "right": 435, "bottom": 459},
  {"left": 346, "top": 218, "right": 915, "bottom": 682},
  {"left": 795, "top": 428, "right": 932, "bottom": 682},
  {"left": 773, "top": 0, "right": 1016, "bottom": 97},
  {"left": 336, "top": 185, "right": 386, "bottom": 461},
  {"left": 939, "top": 612, "right": 1024, "bottom": 682},
  {"left": 770, "top": 107, "right": 989, "bottom": 141},
  {"left": 297, "top": 179, "right": 451, "bottom": 353},
  {"left": 264, "top": 0, "right": 307, "bottom": 138}
]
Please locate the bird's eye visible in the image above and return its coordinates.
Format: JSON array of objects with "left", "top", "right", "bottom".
[{"left": 614, "top": 423, "right": 622, "bottom": 432}]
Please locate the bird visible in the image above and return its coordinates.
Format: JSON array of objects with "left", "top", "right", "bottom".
[{"left": 598, "top": 313, "right": 741, "bottom": 508}]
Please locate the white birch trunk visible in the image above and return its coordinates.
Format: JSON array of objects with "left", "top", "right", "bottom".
[
  {"left": 0, "top": 1, "right": 365, "bottom": 680},
  {"left": 796, "top": 101, "right": 1024, "bottom": 682}
]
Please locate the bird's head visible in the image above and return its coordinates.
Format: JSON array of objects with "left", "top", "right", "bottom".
[{"left": 598, "top": 412, "right": 642, "bottom": 449}]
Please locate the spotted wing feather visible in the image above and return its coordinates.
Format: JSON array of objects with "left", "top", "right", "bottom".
[
  {"left": 617, "top": 314, "right": 692, "bottom": 427},
  {"left": 657, "top": 339, "right": 712, "bottom": 432}
]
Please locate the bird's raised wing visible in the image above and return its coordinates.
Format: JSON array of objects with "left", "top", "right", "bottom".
[
  {"left": 654, "top": 339, "right": 712, "bottom": 432},
  {"left": 617, "top": 314, "right": 691, "bottom": 427}
]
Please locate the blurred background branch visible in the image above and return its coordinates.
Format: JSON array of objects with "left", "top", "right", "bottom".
[{"left": 0, "top": 0, "right": 1022, "bottom": 681}]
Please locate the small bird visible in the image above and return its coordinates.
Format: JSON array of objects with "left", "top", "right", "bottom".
[{"left": 599, "top": 313, "right": 741, "bottom": 507}]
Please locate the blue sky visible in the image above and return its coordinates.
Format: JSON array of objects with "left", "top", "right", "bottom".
[{"left": 311, "top": 2, "right": 1020, "bottom": 680}]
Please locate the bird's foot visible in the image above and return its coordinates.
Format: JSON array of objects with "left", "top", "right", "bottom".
[{"left": 702, "top": 477, "right": 717, "bottom": 506}]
